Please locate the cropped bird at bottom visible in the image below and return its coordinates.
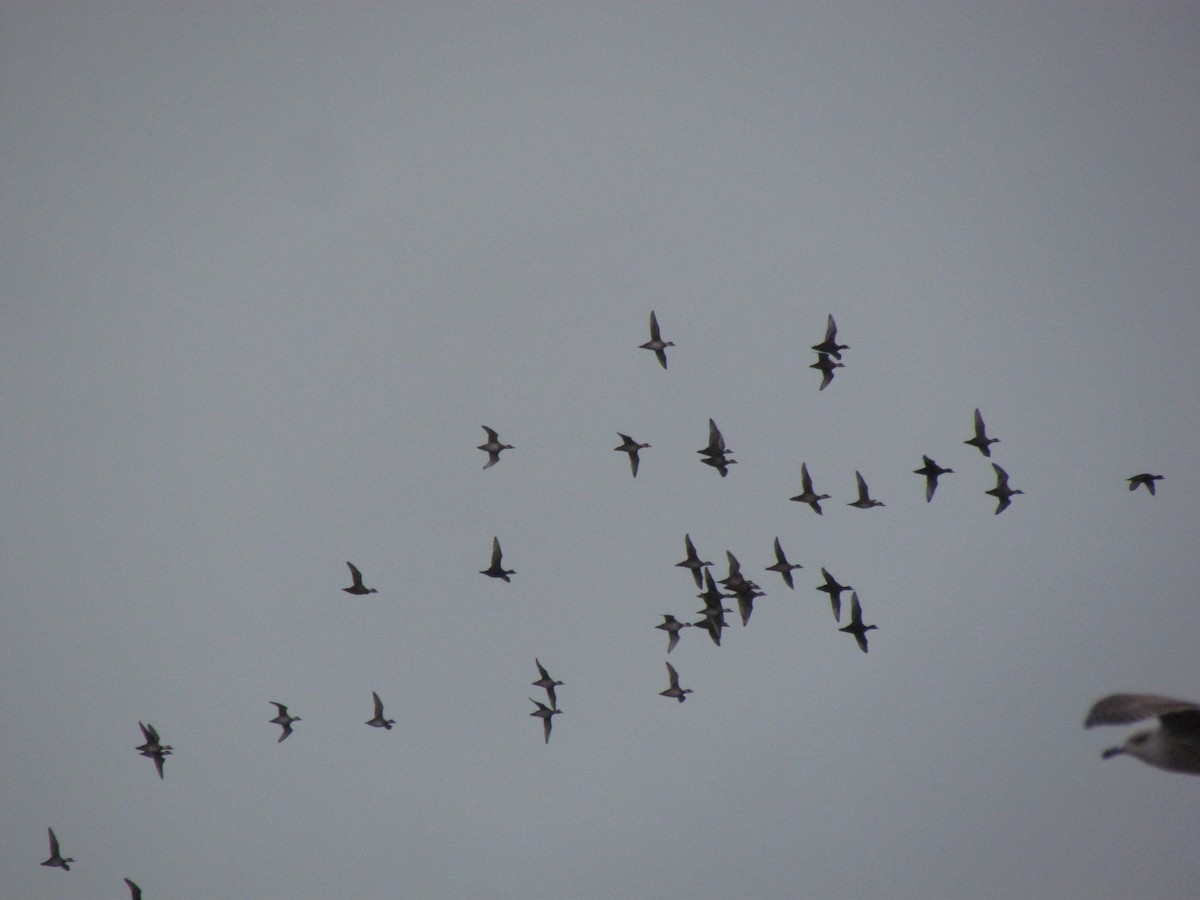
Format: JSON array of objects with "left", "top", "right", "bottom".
[
  {"left": 125, "top": 878, "right": 143, "bottom": 899},
  {"left": 1085, "top": 694, "right": 1200, "bottom": 775}
]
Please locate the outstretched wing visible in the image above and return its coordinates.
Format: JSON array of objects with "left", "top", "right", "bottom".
[{"left": 1084, "top": 694, "right": 1200, "bottom": 728}]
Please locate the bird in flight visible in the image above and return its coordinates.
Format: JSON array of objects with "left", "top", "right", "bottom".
[
  {"left": 532, "top": 659, "right": 563, "bottom": 709},
  {"left": 790, "top": 462, "right": 830, "bottom": 515},
  {"left": 269, "top": 701, "right": 301, "bottom": 743},
  {"left": 41, "top": 827, "right": 73, "bottom": 871},
  {"left": 480, "top": 536, "right": 515, "bottom": 582},
  {"left": 847, "top": 471, "right": 885, "bottom": 509},
  {"left": 136, "top": 721, "right": 172, "bottom": 780},
  {"left": 816, "top": 568, "right": 851, "bottom": 623},
  {"left": 366, "top": 692, "right": 395, "bottom": 730},
  {"left": 1084, "top": 694, "right": 1200, "bottom": 775},
  {"left": 1127, "top": 473, "right": 1164, "bottom": 495},
  {"left": 811, "top": 313, "right": 849, "bottom": 359},
  {"left": 810, "top": 352, "right": 844, "bottom": 391},
  {"left": 529, "top": 697, "right": 562, "bottom": 744},
  {"left": 964, "top": 408, "right": 1000, "bottom": 457},
  {"left": 477, "top": 426, "right": 513, "bottom": 470},
  {"left": 675, "top": 534, "right": 712, "bottom": 589},
  {"left": 655, "top": 615, "right": 691, "bottom": 654},
  {"left": 614, "top": 432, "right": 650, "bottom": 477},
  {"left": 639, "top": 310, "right": 675, "bottom": 369},
  {"left": 765, "top": 537, "right": 803, "bottom": 589},
  {"left": 913, "top": 455, "right": 954, "bottom": 502},
  {"left": 985, "top": 463, "right": 1023, "bottom": 514},
  {"left": 343, "top": 561, "right": 378, "bottom": 595},
  {"left": 838, "top": 592, "right": 878, "bottom": 654},
  {"left": 659, "top": 662, "right": 693, "bottom": 703}
]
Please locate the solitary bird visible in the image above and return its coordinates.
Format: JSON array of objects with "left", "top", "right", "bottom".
[
  {"left": 342, "top": 561, "right": 378, "bottom": 595},
  {"left": 790, "top": 462, "right": 830, "bottom": 515},
  {"left": 1127, "top": 473, "right": 1164, "bottom": 495},
  {"left": 986, "top": 463, "right": 1023, "bottom": 514},
  {"left": 366, "top": 691, "right": 395, "bottom": 730},
  {"left": 810, "top": 352, "right": 844, "bottom": 391},
  {"left": 1085, "top": 694, "right": 1200, "bottom": 775},
  {"left": 477, "top": 426, "right": 513, "bottom": 470},
  {"left": 765, "top": 537, "right": 803, "bottom": 589},
  {"left": 838, "top": 592, "right": 878, "bottom": 654},
  {"left": 675, "top": 534, "right": 712, "bottom": 589},
  {"left": 480, "top": 536, "right": 515, "bottom": 582},
  {"left": 655, "top": 615, "right": 692, "bottom": 654},
  {"left": 659, "top": 662, "right": 693, "bottom": 703},
  {"left": 269, "top": 701, "right": 301, "bottom": 743},
  {"left": 847, "top": 471, "right": 885, "bottom": 509},
  {"left": 811, "top": 313, "right": 849, "bottom": 359},
  {"left": 816, "top": 567, "right": 851, "bottom": 623},
  {"left": 125, "top": 878, "right": 143, "bottom": 899},
  {"left": 532, "top": 659, "right": 563, "bottom": 709},
  {"left": 614, "top": 433, "right": 651, "bottom": 477},
  {"left": 41, "top": 827, "right": 73, "bottom": 871},
  {"left": 529, "top": 697, "right": 562, "bottom": 744},
  {"left": 639, "top": 310, "right": 675, "bottom": 369},
  {"left": 913, "top": 455, "right": 954, "bottom": 502},
  {"left": 964, "top": 408, "right": 1000, "bottom": 457},
  {"left": 136, "top": 722, "right": 172, "bottom": 780}
]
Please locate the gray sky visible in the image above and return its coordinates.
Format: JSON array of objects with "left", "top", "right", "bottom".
[{"left": 3, "top": 3, "right": 1199, "bottom": 897}]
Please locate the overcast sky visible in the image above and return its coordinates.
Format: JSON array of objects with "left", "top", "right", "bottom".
[{"left": 3, "top": 3, "right": 1199, "bottom": 898}]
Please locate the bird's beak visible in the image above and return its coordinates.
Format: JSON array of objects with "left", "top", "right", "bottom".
[{"left": 1101, "top": 746, "right": 1125, "bottom": 760}]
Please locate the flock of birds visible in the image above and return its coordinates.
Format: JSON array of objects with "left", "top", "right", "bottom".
[{"left": 35, "top": 310, "right": 1189, "bottom": 895}]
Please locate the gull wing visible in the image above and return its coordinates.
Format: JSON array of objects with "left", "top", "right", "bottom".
[{"left": 1084, "top": 694, "right": 1200, "bottom": 728}]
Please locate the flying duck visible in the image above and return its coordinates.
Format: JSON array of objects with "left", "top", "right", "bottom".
[
  {"left": 790, "top": 462, "right": 830, "bottom": 515},
  {"left": 614, "top": 433, "right": 651, "bottom": 477},
  {"left": 639, "top": 310, "right": 675, "bottom": 369},
  {"left": 480, "top": 536, "right": 515, "bottom": 581},
  {"left": 838, "top": 591, "right": 878, "bottom": 654},
  {"left": 477, "top": 426, "right": 513, "bottom": 470},
  {"left": 847, "top": 471, "right": 885, "bottom": 509},
  {"left": 269, "top": 702, "right": 301, "bottom": 743},
  {"left": 964, "top": 408, "right": 999, "bottom": 457},
  {"left": 366, "top": 691, "right": 395, "bottom": 730},
  {"left": 765, "top": 537, "right": 803, "bottom": 589},
  {"left": 659, "top": 662, "right": 693, "bottom": 703},
  {"left": 343, "top": 561, "right": 378, "bottom": 595},
  {"left": 532, "top": 659, "right": 563, "bottom": 709}
]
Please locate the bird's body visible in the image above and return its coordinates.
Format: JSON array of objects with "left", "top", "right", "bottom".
[
  {"left": 838, "top": 591, "right": 878, "bottom": 654},
  {"left": 965, "top": 408, "right": 999, "bottom": 457},
  {"left": 811, "top": 314, "right": 849, "bottom": 359},
  {"left": 675, "top": 534, "right": 712, "bottom": 589},
  {"left": 986, "top": 463, "right": 1023, "bottom": 514},
  {"left": 847, "top": 471, "right": 885, "bottom": 509},
  {"left": 477, "top": 426, "right": 513, "bottom": 470},
  {"left": 529, "top": 698, "right": 562, "bottom": 744},
  {"left": 1085, "top": 694, "right": 1200, "bottom": 775},
  {"left": 269, "top": 701, "right": 301, "bottom": 742},
  {"left": 1127, "top": 473, "right": 1164, "bottom": 495},
  {"left": 660, "top": 662, "right": 693, "bottom": 703},
  {"left": 532, "top": 659, "right": 563, "bottom": 709},
  {"left": 42, "top": 828, "right": 73, "bottom": 871},
  {"left": 639, "top": 310, "right": 674, "bottom": 369},
  {"left": 656, "top": 615, "right": 692, "bottom": 654},
  {"left": 366, "top": 691, "right": 395, "bottom": 730},
  {"left": 810, "top": 352, "right": 844, "bottom": 390},
  {"left": 816, "top": 567, "right": 850, "bottom": 623},
  {"left": 914, "top": 455, "right": 954, "bottom": 502},
  {"left": 614, "top": 433, "right": 650, "bottom": 477},
  {"left": 342, "top": 561, "right": 377, "bottom": 595},
  {"left": 790, "top": 462, "right": 830, "bottom": 515},
  {"left": 480, "top": 536, "right": 515, "bottom": 581},
  {"left": 765, "top": 537, "right": 802, "bottom": 589}
]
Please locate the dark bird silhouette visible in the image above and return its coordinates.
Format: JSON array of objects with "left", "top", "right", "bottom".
[
  {"left": 136, "top": 722, "right": 172, "bottom": 780},
  {"left": 41, "top": 828, "right": 73, "bottom": 871},
  {"left": 810, "top": 352, "right": 844, "bottom": 391},
  {"left": 913, "top": 455, "right": 954, "bottom": 502},
  {"left": 269, "top": 702, "right": 301, "bottom": 743},
  {"left": 816, "top": 567, "right": 851, "bottom": 623},
  {"left": 675, "top": 534, "right": 712, "bottom": 589},
  {"left": 659, "top": 662, "right": 693, "bottom": 703},
  {"left": 838, "top": 591, "right": 878, "bottom": 654},
  {"left": 847, "top": 471, "right": 885, "bottom": 509},
  {"left": 986, "top": 463, "right": 1023, "bottom": 514},
  {"left": 614, "top": 433, "right": 650, "bottom": 477},
  {"left": 718, "top": 550, "right": 747, "bottom": 592},
  {"left": 480, "top": 536, "right": 515, "bottom": 581},
  {"left": 790, "top": 462, "right": 830, "bottom": 515},
  {"left": 731, "top": 581, "right": 765, "bottom": 627},
  {"left": 532, "top": 659, "right": 563, "bottom": 709},
  {"left": 695, "top": 569, "right": 733, "bottom": 646},
  {"left": 365, "top": 691, "right": 395, "bottom": 730},
  {"left": 655, "top": 615, "right": 691, "bottom": 654},
  {"left": 342, "top": 561, "right": 378, "bottom": 595},
  {"left": 639, "top": 310, "right": 674, "bottom": 369},
  {"left": 964, "top": 408, "right": 1000, "bottom": 457},
  {"left": 477, "top": 425, "right": 513, "bottom": 470},
  {"left": 125, "top": 878, "right": 143, "bottom": 900},
  {"left": 529, "top": 697, "right": 562, "bottom": 744},
  {"left": 1085, "top": 694, "right": 1200, "bottom": 775},
  {"left": 697, "top": 418, "right": 732, "bottom": 457},
  {"left": 765, "top": 537, "right": 802, "bottom": 589},
  {"left": 700, "top": 453, "right": 737, "bottom": 477},
  {"left": 811, "top": 313, "right": 849, "bottom": 359},
  {"left": 1127, "top": 473, "right": 1164, "bottom": 495}
]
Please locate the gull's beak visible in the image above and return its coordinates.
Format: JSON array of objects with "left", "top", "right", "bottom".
[{"left": 1101, "top": 746, "right": 1125, "bottom": 760}]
